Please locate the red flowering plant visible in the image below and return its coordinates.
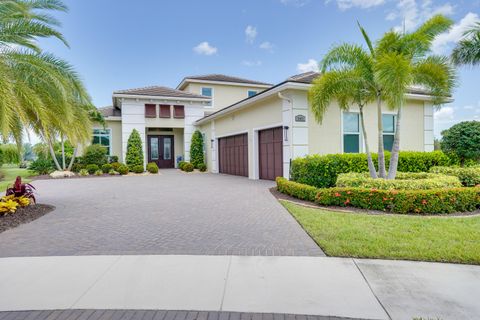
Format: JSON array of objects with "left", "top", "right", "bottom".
[{"left": 5, "top": 176, "right": 36, "bottom": 203}]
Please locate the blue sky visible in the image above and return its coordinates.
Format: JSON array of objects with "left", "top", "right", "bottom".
[{"left": 39, "top": 0, "right": 480, "bottom": 137}]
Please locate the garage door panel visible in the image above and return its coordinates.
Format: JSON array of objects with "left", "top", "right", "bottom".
[
  {"left": 219, "top": 133, "right": 248, "bottom": 177},
  {"left": 259, "top": 127, "right": 283, "bottom": 181}
]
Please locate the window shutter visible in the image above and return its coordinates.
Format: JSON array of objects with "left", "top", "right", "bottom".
[
  {"left": 145, "top": 104, "right": 156, "bottom": 118},
  {"left": 174, "top": 105, "right": 185, "bottom": 118},
  {"left": 159, "top": 105, "right": 171, "bottom": 118}
]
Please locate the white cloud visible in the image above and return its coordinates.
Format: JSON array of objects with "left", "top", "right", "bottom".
[
  {"left": 330, "top": 0, "right": 385, "bottom": 10},
  {"left": 297, "top": 59, "right": 319, "bottom": 73},
  {"left": 259, "top": 41, "right": 275, "bottom": 52},
  {"left": 432, "top": 12, "right": 480, "bottom": 54},
  {"left": 242, "top": 60, "right": 262, "bottom": 67},
  {"left": 434, "top": 106, "right": 455, "bottom": 121},
  {"left": 245, "top": 25, "right": 257, "bottom": 44},
  {"left": 464, "top": 105, "right": 474, "bottom": 110},
  {"left": 193, "top": 42, "right": 217, "bottom": 55},
  {"left": 280, "top": 0, "right": 310, "bottom": 6},
  {"left": 389, "top": 0, "right": 455, "bottom": 32}
]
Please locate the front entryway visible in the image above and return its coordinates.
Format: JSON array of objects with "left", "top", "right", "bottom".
[
  {"left": 259, "top": 127, "right": 283, "bottom": 180},
  {"left": 148, "top": 135, "right": 174, "bottom": 168}
]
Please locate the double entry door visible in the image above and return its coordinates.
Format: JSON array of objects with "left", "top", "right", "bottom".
[{"left": 148, "top": 135, "right": 174, "bottom": 168}]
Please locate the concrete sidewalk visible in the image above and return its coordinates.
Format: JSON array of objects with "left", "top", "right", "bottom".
[{"left": 0, "top": 255, "right": 478, "bottom": 320}]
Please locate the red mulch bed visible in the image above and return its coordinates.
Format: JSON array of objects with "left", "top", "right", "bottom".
[{"left": 0, "top": 204, "right": 55, "bottom": 233}]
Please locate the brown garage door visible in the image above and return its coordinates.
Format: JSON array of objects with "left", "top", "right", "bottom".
[
  {"left": 218, "top": 133, "right": 248, "bottom": 177},
  {"left": 259, "top": 127, "right": 283, "bottom": 180}
]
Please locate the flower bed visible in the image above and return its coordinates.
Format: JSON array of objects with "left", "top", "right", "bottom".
[
  {"left": 336, "top": 172, "right": 462, "bottom": 190},
  {"left": 276, "top": 177, "right": 480, "bottom": 214}
]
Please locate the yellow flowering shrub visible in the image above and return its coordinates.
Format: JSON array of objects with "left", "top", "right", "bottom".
[{"left": 0, "top": 200, "right": 19, "bottom": 215}]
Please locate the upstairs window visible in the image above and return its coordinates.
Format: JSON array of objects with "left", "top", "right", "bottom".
[
  {"left": 159, "top": 105, "right": 171, "bottom": 118},
  {"left": 343, "top": 112, "right": 360, "bottom": 153},
  {"left": 174, "top": 105, "right": 185, "bottom": 118},
  {"left": 248, "top": 90, "right": 258, "bottom": 97},
  {"left": 201, "top": 87, "right": 213, "bottom": 107},
  {"left": 92, "top": 129, "right": 111, "bottom": 155},
  {"left": 382, "top": 114, "right": 396, "bottom": 152},
  {"left": 145, "top": 104, "right": 156, "bottom": 118}
]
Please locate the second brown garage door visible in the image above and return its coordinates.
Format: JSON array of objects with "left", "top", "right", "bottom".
[
  {"left": 259, "top": 127, "right": 283, "bottom": 180},
  {"left": 218, "top": 133, "right": 248, "bottom": 177}
]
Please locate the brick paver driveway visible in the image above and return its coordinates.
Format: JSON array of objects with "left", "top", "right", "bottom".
[{"left": 0, "top": 170, "right": 323, "bottom": 257}]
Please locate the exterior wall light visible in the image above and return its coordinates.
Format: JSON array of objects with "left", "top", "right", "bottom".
[{"left": 283, "top": 126, "right": 289, "bottom": 142}]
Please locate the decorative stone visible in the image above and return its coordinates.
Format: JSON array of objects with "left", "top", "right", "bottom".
[{"left": 49, "top": 171, "right": 76, "bottom": 179}]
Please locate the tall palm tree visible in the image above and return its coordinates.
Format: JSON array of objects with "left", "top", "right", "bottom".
[
  {"left": 451, "top": 22, "right": 480, "bottom": 66},
  {"left": 375, "top": 15, "right": 457, "bottom": 179},
  {"left": 0, "top": 0, "right": 96, "bottom": 170}
]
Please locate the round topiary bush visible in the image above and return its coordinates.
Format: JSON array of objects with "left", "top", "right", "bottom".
[
  {"left": 178, "top": 161, "right": 186, "bottom": 170},
  {"left": 198, "top": 163, "right": 207, "bottom": 172},
  {"left": 101, "top": 163, "right": 113, "bottom": 173},
  {"left": 86, "top": 164, "right": 99, "bottom": 174},
  {"left": 336, "top": 172, "right": 462, "bottom": 190},
  {"left": 117, "top": 164, "right": 129, "bottom": 175},
  {"left": 146, "top": 162, "right": 159, "bottom": 174},
  {"left": 183, "top": 162, "right": 194, "bottom": 172},
  {"left": 132, "top": 164, "right": 144, "bottom": 174},
  {"left": 111, "top": 162, "right": 121, "bottom": 171}
]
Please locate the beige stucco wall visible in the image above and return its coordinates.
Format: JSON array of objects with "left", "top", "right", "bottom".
[
  {"left": 146, "top": 128, "right": 184, "bottom": 167},
  {"left": 184, "top": 83, "right": 268, "bottom": 111},
  {"left": 199, "top": 95, "right": 283, "bottom": 178},
  {"left": 308, "top": 99, "right": 426, "bottom": 155},
  {"left": 80, "top": 119, "right": 123, "bottom": 161}
]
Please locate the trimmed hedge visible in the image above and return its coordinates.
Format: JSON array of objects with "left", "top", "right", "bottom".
[
  {"left": 336, "top": 172, "right": 462, "bottom": 190},
  {"left": 429, "top": 166, "right": 480, "bottom": 187},
  {"left": 146, "top": 162, "right": 159, "bottom": 174},
  {"left": 276, "top": 177, "right": 480, "bottom": 214},
  {"left": 291, "top": 151, "right": 456, "bottom": 188}
]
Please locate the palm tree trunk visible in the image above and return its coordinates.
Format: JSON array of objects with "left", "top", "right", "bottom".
[
  {"left": 359, "top": 105, "right": 378, "bottom": 178},
  {"left": 61, "top": 135, "right": 66, "bottom": 170},
  {"left": 376, "top": 95, "right": 387, "bottom": 178},
  {"left": 47, "top": 138, "right": 62, "bottom": 171},
  {"left": 387, "top": 102, "right": 403, "bottom": 179},
  {"left": 67, "top": 146, "right": 78, "bottom": 171}
]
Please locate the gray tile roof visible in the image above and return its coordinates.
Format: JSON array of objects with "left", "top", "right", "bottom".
[
  {"left": 182, "top": 74, "right": 272, "bottom": 86},
  {"left": 286, "top": 71, "right": 321, "bottom": 84},
  {"left": 98, "top": 106, "right": 121, "bottom": 117},
  {"left": 114, "top": 86, "right": 209, "bottom": 99}
]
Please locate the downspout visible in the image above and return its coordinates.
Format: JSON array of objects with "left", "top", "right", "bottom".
[{"left": 278, "top": 92, "right": 293, "bottom": 179}]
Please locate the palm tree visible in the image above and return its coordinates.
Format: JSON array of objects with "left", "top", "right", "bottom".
[
  {"left": 0, "top": 0, "right": 96, "bottom": 171},
  {"left": 452, "top": 22, "right": 480, "bottom": 66},
  {"left": 375, "top": 15, "right": 457, "bottom": 179}
]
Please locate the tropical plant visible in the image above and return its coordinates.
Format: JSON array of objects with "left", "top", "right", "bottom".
[
  {"left": 452, "top": 22, "right": 480, "bottom": 66},
  {"left": 5, "top": 176, "right": 35, "bottom": 203},
  {"left": 125, "top": 129, "right": 144, "bottom": 170},
  {"left": 85, "top": 164, "right": 99, "bottom": 174},
  {"left": 0, "top": 144, "right": 21, "bottom": 164},
  {"left": 83, "top": 144, "right": 108, "bottom": 167},
  {"left": 28, "top": 158, "right": 54, "bottom": 174},
  {"left": 78, "top": 169, "right": 89, "bottom": 176},
  {"left": 0, "top": 0, "right": 98, "bottom": 171},
  {"left": 441, "top": 121, "right": 480, "bottom": 165},
  {"left": 190, "top": 130, "right": 205, "bottom": 168}
]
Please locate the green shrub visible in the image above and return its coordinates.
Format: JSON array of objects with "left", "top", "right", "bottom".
[
  {"left": 430, "top": 166, "right": 480, "bottom": 187},
  {"left": 71, "top": 163, "right": 84, "bottom": 173},
  {"left": 198, "top": 163, "right": 207, "bottom": 172},
  {"left": 28, "top": 158, "right": 54, "bottom": 175},
  {"left": 190, "top": 130, "right": 205, "bottom": 168},
  {"left": 441, "top": 121, "right": 480, "bottom": 165},
  {"left": 0, "top": 144, "right": 20, "bottom": 164},
  {"left": 101, "top": 163, "right": 113, "bottom": 173},
  {"left": 111, "top": 162, "right": 121, "bottom": 171},
  {"left": 290, "top": 151, "right": 456, "bottom": 188},
  {"left": 183, "top": 162, "right": 194, "bottom": 172},
  {"left": 336, "top": 172, "right": 462, "bottom": 190},
  {"left": 86, "top": 164, "right": 99, "bottom": 174},
  {"left": 83, "top": 144, "right": 108, "bottom": 167},
  {"left": 109, "top": 155, "right": 119, "bottom": 163},
  {"left": 125, "top": 129, "right": 144, "bottom": 170},
  {"left": 146, "top": 162, "right": 159, "bottom": 174},
  {"left": 79, "top": 169, "right": 89, "bottom": 176},
  {"left": 132, "top": 165, "right": 144, "bottom": 174},
  {"left": 108, "top": 169, "right": 118, "bottom": 175},
  {"left": 277, "top": 178, "right": 480, "bottom": 214},
  {"left": 178, "top": 161, "right": 187, "bottom": 170},
  {"left": 117, "top": 164, "right": 129, "bottom": 175},
  {"left": 0, "top": 147, "right": 3, "bottom": 167},
  {"left": 94, "top": 169, "right": 103, "bottom": 176}
]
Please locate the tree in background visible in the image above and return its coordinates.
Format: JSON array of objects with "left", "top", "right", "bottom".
[
  {"left": 0, "top": 144, "right": 21, "bottom": 164},
  {"left": 441, "top": 121, "right": 480, "bottom": 165},
  {"left": 190, "top": 130, "right": 205, "bottom": 168},
  {"left": 125, "top": 129, "right": 144, "bottom": 170},
  {"left": 452, "top": 22, "right": 480, "bottom": 66},
  {"left": 22, "top": 143, "right": 34, "bottom": 161}
]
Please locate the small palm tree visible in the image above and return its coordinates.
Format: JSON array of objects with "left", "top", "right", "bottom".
[{"left": 452, "top": 22, "right": 480, "bottom": 66}]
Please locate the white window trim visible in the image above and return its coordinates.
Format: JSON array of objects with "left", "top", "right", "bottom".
[
  {"left": 93, "top": 128, "right": 112, "bottom": 156},
  {"left": 341, "top": 111, "right": 363, "bottom": 154},
  {"left": 201, "top": 87, "right": 214, "bottom": 109}
]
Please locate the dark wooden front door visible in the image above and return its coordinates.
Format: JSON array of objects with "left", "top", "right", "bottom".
[
  {"left": 259, "top": 127, "right": 283, "bottom": 180},
  {"left": 218, "top": 133, "right": 248, "bottom": 177},
  {"left": 148, "top": 135, "right": 174, "bottom": 168}
]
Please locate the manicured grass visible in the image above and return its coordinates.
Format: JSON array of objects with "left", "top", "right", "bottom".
[
  {"left": 0, "top": 164, "right": 35, "bottom": 192},
  {"left": 282, "top": 200, "right": 480, "bottom": 265}
]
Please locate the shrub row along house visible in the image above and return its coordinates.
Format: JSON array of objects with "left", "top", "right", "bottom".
[{"left": 96, "top": 72, "right": 448, "bottom": 180}]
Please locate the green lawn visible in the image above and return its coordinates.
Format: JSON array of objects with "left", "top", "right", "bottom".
[
  {"left": 282, "top": 200, "right": 480, "bottom": 265},
  {"left": 0, "top": 164, "right": 35, "bottom": 192}
]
